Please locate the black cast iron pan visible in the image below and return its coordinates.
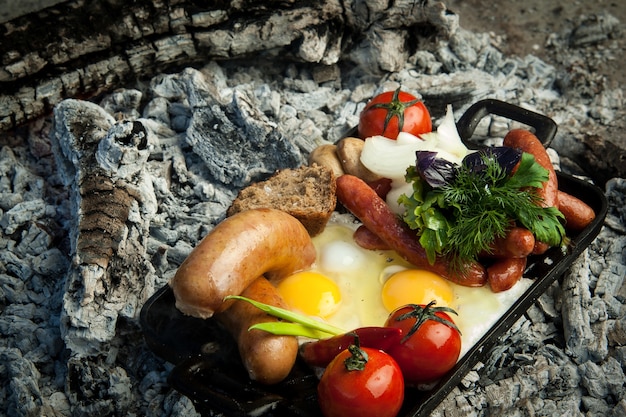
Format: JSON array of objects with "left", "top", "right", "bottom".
[{"left": 140, "top": 99, "right": 607, "bottom": 417}]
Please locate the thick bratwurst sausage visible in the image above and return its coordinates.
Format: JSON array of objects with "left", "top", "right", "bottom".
[
  {"left": 336, "top": 174, "right": 487, "bottom": 286},
  {"left": 216, "top": 276, "right": 299, "bottom": 385},
  {"left": 170, "top": 208, "right": 316, "bottom": 318}
]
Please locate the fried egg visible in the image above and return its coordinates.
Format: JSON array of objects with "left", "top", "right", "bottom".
[
  {"left": 276, "top": 271, "right": 342, "bottom": 319},
  {"left": 277, "top": 216, "right": 533, "bottom": 359}
]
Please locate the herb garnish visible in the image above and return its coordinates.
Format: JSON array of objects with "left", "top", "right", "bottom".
[{"left": 399, "top": 148, "right": 565, "bottom": 267}]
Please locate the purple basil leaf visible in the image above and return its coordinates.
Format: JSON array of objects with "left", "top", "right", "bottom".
[
  {"left": 462, "top": 146, "right": 522, "bottom": 176},
  {"left": 416, "top": 151, "right": 458, "bottom": 188}
]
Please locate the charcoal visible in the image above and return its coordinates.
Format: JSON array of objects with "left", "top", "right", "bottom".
[
  {"left": 0, "top": 199, "right": 55, "bottom": 235},
  {"left": 608, "top": 399, "right": 626, "bottom": 417},
  {"left": 0, "top": 250, "right": 33, "bottom": 280},
  {"left": 579, "top": 357, "right": 625, "bottom": 399},
  {"left": 100, "top": 89, "right": 143, "bottom": 120},
  {"left": 0, "top": 348, "right": 45, "bottom": 417},
  {"left": 186, "top": 86, "right": 305, "bottom": 188},
  {"left": 569, "top": 12, "right": 621, "bottom": 47},
  {"left": 0, "top": 273, "right": 27, "bottom": 304},
  {"left": 582, "top": 396, "right": 612, "bottom": 416}
]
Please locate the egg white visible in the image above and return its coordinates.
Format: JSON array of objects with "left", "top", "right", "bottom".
[{"left": 306, "top": 217, "right": 533, "bottom": 360}]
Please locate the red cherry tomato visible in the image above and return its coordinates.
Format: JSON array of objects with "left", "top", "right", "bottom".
[
  {"left": 317, "top": 345, "right": 404, "bottom": 417},
  {"left": 358, "top": 88, "right": 432, "bottom": 139},
  {"left": 384, "top": 302, "right": 461, "bottom": 385}
]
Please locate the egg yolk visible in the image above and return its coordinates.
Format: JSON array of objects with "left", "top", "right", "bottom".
[
  {"left": 277, "top": 271, "right": 342, "bottom": 318},
  {"left": 381, "top": 269, "right": 455, "bottom": 312}
]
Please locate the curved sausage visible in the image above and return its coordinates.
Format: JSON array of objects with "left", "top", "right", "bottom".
[
  {"left": 367, "top": 177, "right": 393, "bottom": 199},
  {"left": 215, "top": 276, "right": 299, "bottom": 385},
  {"left": 487, "top": 257, "right": 526, "bottom": 293},
  {"left": 557, "top": 190, "right": 596, "bottom": 231},
  {"left": 480, "top": 227, "right": 536, "bottom": 258},
  {"left": 503, "top": 129, "right": 558, "bottom": 254},
  {"left": 354, "top": 221, "right": 534, "bottom": 260},
  {"left": 170, "top": 208, "right": 317, "bottom": 318},
  {"left": 353, "top": 225, "right": 390, "bottom": 250},
  {"left": 503, "top": 129, "right": 558, "bottom": 208},
  {"left": 336, "top": 174, "right": 487, "bottom": 287},
  {"left": 531, "top": 241, "right": 551, "bottom": 256}
]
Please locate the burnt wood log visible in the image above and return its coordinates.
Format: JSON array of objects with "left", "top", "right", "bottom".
[
  {"left": 0, "top": 0, "right": 457, "bottom": 132},
  {"left": 50, "top": 99, "right": 159, "bottom": 354}
]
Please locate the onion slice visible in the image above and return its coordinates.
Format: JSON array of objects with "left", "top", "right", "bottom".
[{"left": 360, "top": 134, "right": 436, "bottom": 180}]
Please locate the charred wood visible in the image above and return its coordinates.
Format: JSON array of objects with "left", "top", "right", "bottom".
[{"left": 0, "top": 0, "right": 457, "bottom": 132}]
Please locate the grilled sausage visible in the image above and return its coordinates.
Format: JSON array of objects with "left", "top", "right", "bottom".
[
  {"left": 367, "top": 177, "right": 393, "bottom": 199},
  {"left": 503, "top": 129, "right": 558, "bottom": 208},
  {"left": 353, "top": 225, "right": 390, "bottom": 250},
  {"left": 504, "top": 129, "right": 558, "bottom": 254},
  {"left": 336, "top": 174, "right": 487, "bottom": 287},
  {"left": 216, "top": 276, "right": 299, "bottom": 385},
  {"left": 557, "top": 190, "right": 596, "bottom": 231},
  {"left": 170, "top": 208, "right": 316, "bottom": 318},
  {"left": 487, "top": 257, "right": 527, "bottom": 293},
  {"left": 480, "top": 227, "right": 536, "bottom": 258}
]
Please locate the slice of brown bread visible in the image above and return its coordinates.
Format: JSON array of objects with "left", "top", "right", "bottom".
[{"left": 227, "top": 164, "right": 337, "bottom": 236}]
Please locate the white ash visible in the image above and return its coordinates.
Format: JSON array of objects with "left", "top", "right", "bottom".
[
  {"left": 1, "top": 6, "right": 625, "bottom": 417},
  {"left": 96, "top": 121, "right": 151, "bottom": 179}
]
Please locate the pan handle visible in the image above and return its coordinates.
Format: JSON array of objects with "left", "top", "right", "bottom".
[{"left": 456, "top": 99, "right": 557, "bottom": 148}]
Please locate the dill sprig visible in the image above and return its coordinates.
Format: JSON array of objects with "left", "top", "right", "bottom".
[{"left": 400, "top": 151, "right": 565, "bottom": 267}]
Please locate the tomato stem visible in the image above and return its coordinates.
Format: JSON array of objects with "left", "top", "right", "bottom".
[
  {"left": 395, "top": 301, "right": 461, "bottom": 342},
  {"left": 344, "top": 335, "right": 368, "bottom": 371},
  {"left": 368, "top": 87, "right": 422, "bottom": 134}
]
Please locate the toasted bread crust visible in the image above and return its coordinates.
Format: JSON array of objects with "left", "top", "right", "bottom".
[{"left": 227, "top": 164, "right": 336, "bottom": 236}]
